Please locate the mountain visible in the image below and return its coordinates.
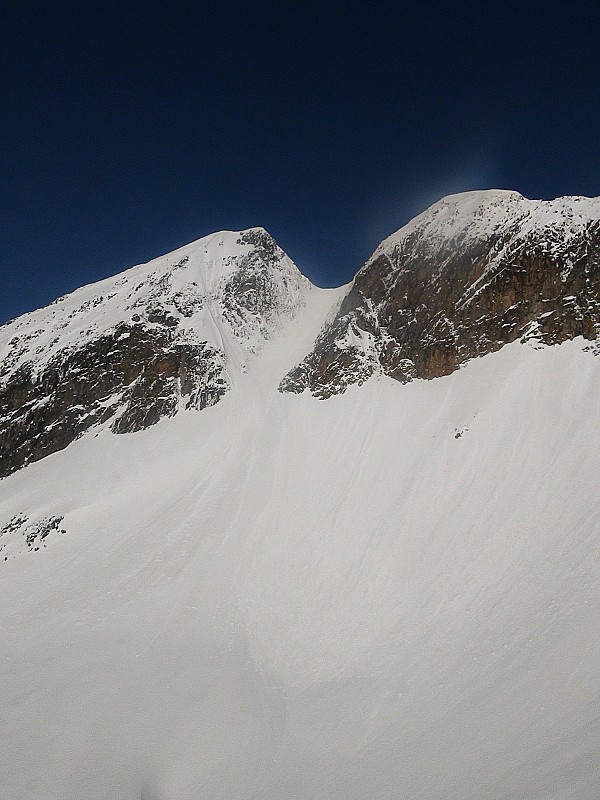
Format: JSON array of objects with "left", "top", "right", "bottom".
[
  {"left": 281, "top": 190, "right": 600, "bottom": 396},
  {"left": 1, "top": 192, "right": 600, "bottom": 800},
  {"left": 0, "top": 227, "right": 311, "bottom": 477}
]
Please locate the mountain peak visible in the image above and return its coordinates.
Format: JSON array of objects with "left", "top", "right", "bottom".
[
  {"left": 444, "top": 188, "right": 524, "bottom": 201},
  {"left": 378, "top": 190, "right": 600, "bottom": 257},
  {"left": 281, "top": 191, "right": 600, "bottom": 398},
  {"left": 0, "top": 229, "right": 313, "bottom": 476}
]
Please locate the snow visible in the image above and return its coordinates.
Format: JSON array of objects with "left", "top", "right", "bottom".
[
  {"left": 0, "top": 227, "right": 311, "bottom": 384},
  {"left": 1, "top": 312, "right": 600, "bottom": 798},
  {"left": 370, "top": 189, "right": 600, "bottom": 279},
  {"left": 1, "top": 207, "right": 600, "bottom": 798}
]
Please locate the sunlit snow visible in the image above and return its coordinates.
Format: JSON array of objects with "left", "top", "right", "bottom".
[{"left": 1, "top": 202, "right": 600, "bottom": 798}]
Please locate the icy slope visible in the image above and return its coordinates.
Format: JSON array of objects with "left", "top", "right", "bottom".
[{"left": 1, "top": 334, "right": 600, "bottom": 799}]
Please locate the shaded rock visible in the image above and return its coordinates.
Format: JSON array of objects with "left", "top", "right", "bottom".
[{"left": 0, "top": 323, "right": 227, "bottom": 478}]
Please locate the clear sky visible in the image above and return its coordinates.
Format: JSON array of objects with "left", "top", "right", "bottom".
[{"left": 2, "top": 0, "right": 600, "bottom": 323}]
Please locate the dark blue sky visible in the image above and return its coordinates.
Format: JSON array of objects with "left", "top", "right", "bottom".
[{"left": 2, "top": 0, "right": 600, "bottom": 323}]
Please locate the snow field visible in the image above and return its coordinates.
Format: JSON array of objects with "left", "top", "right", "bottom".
[{"left": 1, "top": 323, "right": 599, "bottom": 799}]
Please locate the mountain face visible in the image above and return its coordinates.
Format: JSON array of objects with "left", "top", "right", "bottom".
[
  {"left": 281, "top": 191, "right": 600, "bottom": 397},
  {"left": 0, "top": 227, "right": 310, "bottom": 477},
  {"left": 4, "top": 191, "right": 599, "bottom": 477},
  {"left": 2, "top": 193, "right": 600, "bottom": 800}
]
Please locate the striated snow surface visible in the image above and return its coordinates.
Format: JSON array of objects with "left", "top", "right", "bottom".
[{"left": 1, "top": 339, "right": 600, "bottom": 799}]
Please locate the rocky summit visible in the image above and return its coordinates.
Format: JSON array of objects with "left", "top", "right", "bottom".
[
  {"left": 281, "top": 190, "right": 600, "bottom": 397},
  {"left": 0, "top": 227, "right": 310, "bottom": 477}
]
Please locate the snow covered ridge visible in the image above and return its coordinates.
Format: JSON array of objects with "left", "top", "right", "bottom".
[
  {"left": 281, "top": 190, "right": 600, "bottom": 397},
  {"left": 2, "top": 189, "right": 600, "bottom": 476},
  {"left": 0, "top": 227, "right": 311, "bottom": 477}
]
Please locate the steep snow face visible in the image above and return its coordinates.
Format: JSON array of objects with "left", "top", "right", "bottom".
[
  {"left": 282, "top": 191, "right": 600, "bottom": 397},
  {"left": 0, "top": 338, "right": 600, "bottom": 800},
  {"left": 0, "top": 227, "right": 316, "bottom": 476}
]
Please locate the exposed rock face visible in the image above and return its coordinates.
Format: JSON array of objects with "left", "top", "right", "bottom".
[
  {"left": 220, "top": 228, "right": 311, "bottom": 348},
  {"left": 0, "top": 228, "right": 310, "bottom": 477},
  {"left": 0, "top": 513, "right": 67, "bottom": 559},
  {"left": 0, "top": 319, "right": 227, "bottom": 479},
  {"left": 281, "top": 191, "right": 600, "bottom": 398}
]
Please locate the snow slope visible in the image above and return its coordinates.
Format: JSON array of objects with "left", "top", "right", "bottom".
[{"left": 1, "top": 324, "right": 599, "bottom": 799}]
